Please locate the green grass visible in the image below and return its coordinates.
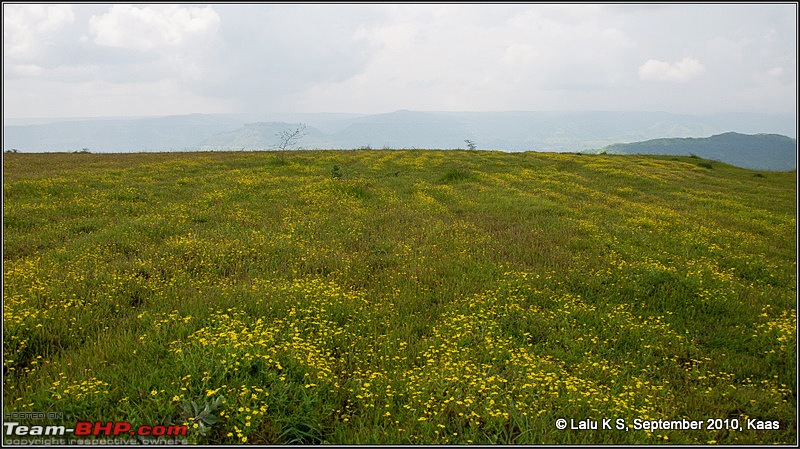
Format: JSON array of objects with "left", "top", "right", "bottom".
[{"left": 3, "top": 150, "right": 796, "bottom": 444}]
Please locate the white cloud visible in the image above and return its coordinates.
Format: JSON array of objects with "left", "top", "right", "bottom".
[
  {"left": 2, "top": 3, "right": 796, "bottom": 118},
  {"left": 767, "top": 66, "right": 784, "bottom": 79},
  {"left": 3, "top": 4, "right": 75, "bottom": 61},
  {"left": 88, "top": 4, "right": 219, "bottom": 52},
  {"left": 5, "top": 63, "right": 45, "bottom": 78},
  {"left": 501, "top": 43, "right": 539, "bottom": 66},
  {"left": 638, "top": 57, "right": 705, "bottom": 82},
  {"left": 84, "top": 5, "right": 224, "bottom": 89},
  {"left": 705, "top": 37, "right": 748, "bottom": 64},
  {"left": 764, "top": 27, "right": 777, "bottom": 42},
  {"left": 280, "top": 5, "right": 643, "bottom": 113}
]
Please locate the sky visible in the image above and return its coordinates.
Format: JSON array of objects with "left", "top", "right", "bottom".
[{"left": 2, "top": 2, "right": 797, "bottom": 119}]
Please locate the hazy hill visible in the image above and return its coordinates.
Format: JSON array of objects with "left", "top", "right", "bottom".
[
  {"left": 2, "top": 114, "right": 244, "bottom": 153},
  {"left": 3, "top": 110, "right": 796, "bottom": 157},
  {"left": 591, "top": 132, "right": 797, "bottom": 171},
  {"left": 196, "top": 122, "right": 330, "bottom": 151}
]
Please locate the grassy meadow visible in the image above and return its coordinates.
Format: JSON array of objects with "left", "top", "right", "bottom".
[{"left": 2, "top": 149, "right": 796, "bottom": 444}]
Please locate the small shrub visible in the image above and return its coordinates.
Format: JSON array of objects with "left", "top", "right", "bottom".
[
  {"left": 331, "top": 165, "right": 343, "bottom": 179},
  {"left": 179, "top": 395, "right": 224, "bottom": 434},
  {"left": 439, "top": 167, "right": 473, "bottom": 183},
  {"left": 697, "top": 161, "right": 713, "bottom": 169},
  {"left": 269, "top": 155, "right": 290, "bottom": 166},
  {"left": 149, "top": 395, "right": 224, "bottom": 444}
]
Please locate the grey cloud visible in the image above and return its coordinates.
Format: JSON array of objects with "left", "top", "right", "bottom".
[
  {"left": 2, "top": 3, "right": 796, "bottom": 118},
  {"left": 203, "top": 4, "right": 379, "bottom": 110}
]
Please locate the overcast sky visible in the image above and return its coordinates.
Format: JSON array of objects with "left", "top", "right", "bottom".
[{"left": 3, "top": 3, "right": 797, "bottom": 119}]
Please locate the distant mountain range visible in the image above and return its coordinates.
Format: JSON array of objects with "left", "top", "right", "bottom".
[
  {"left": 588, "top": 132, "right": 796, "bottom": 171},
  {"left": 3, "top": 110, "right": 796, "bottom": 170}
]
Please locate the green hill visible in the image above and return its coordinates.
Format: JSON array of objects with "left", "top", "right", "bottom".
[
  {"left": 3, "top": 150, "right": 796, "bottom": 445},
  {"left": 594, "top": 132, "right": 796, "bottom": 171}
]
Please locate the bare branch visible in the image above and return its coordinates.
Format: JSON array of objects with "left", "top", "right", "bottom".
[{"left": 276, "top": 123, "right": 307, "bottom": 151}]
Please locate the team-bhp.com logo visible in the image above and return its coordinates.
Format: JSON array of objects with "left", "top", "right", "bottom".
[{"left": 4, "top": 421, "right": 188, "bottom": 437}]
